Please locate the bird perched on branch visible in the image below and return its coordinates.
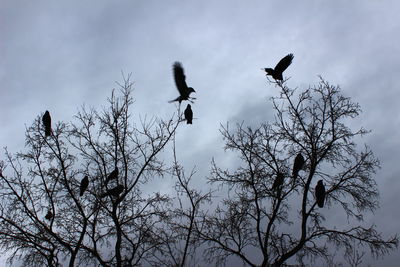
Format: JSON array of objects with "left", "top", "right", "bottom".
[
  {"left": 262, "top": 54, "right": 294, "bottom": 81},
  {"left": 45, "top": 210, "right": 53, "bottom": 220},
  {"left": 169, "top": 62, "right": 196, "bottom": 103},
  {"left": 271, "top": 172, "right": 284, "bottom": 191},
  {"left": 184, "top": 104, "right": 193, "bottom": 124},
  {"left": 100, "top": 184, "right": 124, "bottom": 198},
  {"left": 292, "top": 153, "right": 305, "bottom": 180},
  {"left": 105, "top": 167, "right": 118, "bottom": 185},
  {"left": 315, "top": 180, "right": 326, "bottom": 208},
  {"left": 42, "top": 110, "right": 52, "bottom": 137},
  {"left": 80, "top": 175, "right": 89, "bottom": 197}
]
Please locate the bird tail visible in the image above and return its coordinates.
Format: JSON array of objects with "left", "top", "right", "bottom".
[{"left": 168, "top": 97, "right": 181, "bottom": 103}]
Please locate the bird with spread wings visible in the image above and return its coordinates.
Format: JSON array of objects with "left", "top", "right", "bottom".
[
  {"left": 263, "top": 53, "right": 294, "bottom": 81},
  {"left": 169, "top": 62, "right": 196, "bottom": 103}
]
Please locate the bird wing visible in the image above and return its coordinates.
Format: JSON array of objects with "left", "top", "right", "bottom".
[
  {"left": 184, "top": 105, "right": 192, "bottom": 116},
  {"left": 173, "top": 62, "right": 188, "bottom": 96},
  {"left": 274, "top": 54, "right": 294, "bottom": 73}
]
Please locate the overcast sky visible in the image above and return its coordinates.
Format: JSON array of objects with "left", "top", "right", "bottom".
[{"left": 1, "top": 0, "right": 400, "bottom": 266}]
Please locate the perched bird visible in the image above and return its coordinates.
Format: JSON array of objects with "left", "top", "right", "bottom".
[
  {"left": 45, "top": 210, "right": 53, "bottom": 220},
  {"left": 105, "top": 167, "right": 118, "bottom": 185},
  {"left": 184, "top": 104, "right": 193, "bottom": 124},
  {"left": 80, "top": 175, "right": 89, "bottom": 197},
  {"left": 315, "top": 180, "right": 326, "bottom": 208},
  {"left": 169, "top": 62, "right": 196, "bottom": 103},
  {"left": 262, "top": 54, "right": 294, "bottom": 81},
  {"left": 42, "top": 110, "right": 52, "bottom": 137},
  {"left": 271, "top": 172, "right": 284, "bottom": 191},
  {"left": 292, "top": 153, "right": 305, "bottom": 180},
  {"left": 100, "top": 184, "right": 124, "bottom": 198}
]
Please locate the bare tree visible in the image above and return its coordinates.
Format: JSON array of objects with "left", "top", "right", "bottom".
[
  {"left": 148, "top": 138, "right": 211, "bottom": 267},
  {"left": 0, "top": 73, "right": 397, "bottom": 267},
  {"left": 199, "top": 77, "right": 398, "bottom": 266},
  {"left": 0, "top": 76, "right": 203, "bottom": 266}
]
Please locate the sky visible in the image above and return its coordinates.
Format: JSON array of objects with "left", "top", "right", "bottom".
[{"left": 1, "top": 0, "right": 400, "bottom": 266}]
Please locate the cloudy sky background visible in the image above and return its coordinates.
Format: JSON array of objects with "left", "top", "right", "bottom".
[{"left": 1, "top": 0, "right": 400, "bottom": 265}]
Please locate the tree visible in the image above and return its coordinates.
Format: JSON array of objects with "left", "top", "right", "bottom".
[
  {"left": 0, "top": 76, "right": 205, "bottom": 267},
  {"left": 198, "top": 78, "right": 398, "bottom": 266},
  {"left": 0, "top": 72, "right": 398, "bottom": 267}
]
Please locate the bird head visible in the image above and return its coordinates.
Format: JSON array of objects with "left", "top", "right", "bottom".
[
  {"left": 262, "top": 68, "right": 274, "bottom": 75},
  {"left": 188, "top": 87, "right": 196, "bottom": 93},
  {"left": 187, "top": 104, "right": 191, "bottom": 108},
  {"left": 318, "top": 180, "right": 323, "bottom": 185}
]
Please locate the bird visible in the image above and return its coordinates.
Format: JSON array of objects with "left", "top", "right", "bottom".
[
  {"left": 262, "top": 54, "right": 294, "bottom": 81},
  {"left": 105, "top": 167, "right": 118, "bottom": 185},
  {"left": 184, "top": 104, "right": 193, "bottom": 124},
  {"left": 80, "top": 175, "right": 89, "bottom": 197},
  {"left": 45, "top": 210, "right": 53, "bottom": 220},
  {"left": 315, "top": 180, "right": 326, "bottom": 208},
  {"left": 292, "top": 153, "right": 305, "bottom": 180},
  {"left": 271, "top": 172, "right": 284, "bottom": 191},
  {"left": 42, "top": 110, "right": 52, "bottom": 137},
  {"left": 100, "top": 184, "right": 124, "bottom": 198},
  {"left": 169, "top": 62, "right": 196, "bottom": 103}
]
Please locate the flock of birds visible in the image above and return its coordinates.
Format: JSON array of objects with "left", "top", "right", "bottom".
[{"left": 40, "top": 54, "right": 326, "bottom": 220}]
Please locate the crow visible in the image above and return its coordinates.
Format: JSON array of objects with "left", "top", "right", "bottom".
[
  {"left": 169, "top": 62, "right": 196, "bottom": 103},
  {"left": 315, "top": 180, "right": 326, "bottom": 208},
  {"left": 80, "top": 175, "right": 89, "bottom": 197},
  {"left": 100, "top": 184, "right": 124, "bottom": 198},
  {"left": 42, "top": 110, "right": 52, "bottom": 137},
  {"left": 105, "top": 167, "right": 118, "bottom": 185},
  {"left": 45, "top": 210, "right": 53, "bottom": 220},
  {"left": 184, "top": 104, "right": 193, "bottom": 124},
  {"left": 263, "top": 54, "right": 294, "bottom": 81},
  {"left": 271, "top": 172, "right": 284, "bottom": 191},
  {"left": 292, "top": 153, "right": 305, "bottom": 180}
]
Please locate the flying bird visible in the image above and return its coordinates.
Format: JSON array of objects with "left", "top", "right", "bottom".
[
  {"left": 42, "top": 110, "right": 52, "bottom": 137},
  {"left": 100, "top": 184, "right": 124, "bottom": 198},
  {"left": 292, "top": 153, "right": 305, "bottom": 180},
  {"left": 315, "top": 180, "right": 326, "bottom": 208},
  {"left": 80, "top": 175, "right": 89, "bottom": 197},
  {"left": 184, "top": 104, "right": 193, "bottom": 124},
  {"left": 105, "top": 167, "right": 118, "bottom": 185},
  {"left": 169, "top": 62, "right": 196, "bottom": 103},
  {"left": 262, "top": 53, "right": 294, "bottom": 81},
  {"left": 45, "top": 210, "right": 53, "bottom": 220},
  {"left": 271, "top": 172, "right": 284, "bottom": 191}
]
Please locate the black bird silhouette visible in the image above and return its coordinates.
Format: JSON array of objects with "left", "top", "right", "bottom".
[
  {"left": 42, "top": 110, "right": 52, "bottom": 137},
  {"left": 80, "top": 175, "right": 89, "bottom": 197},
  {"left": 315, "top": 180, "right": 326, "bottom": 208},
  {"left": 169, "top": 62, "right": 196, "bottom": 103},
  {"left": 105, "top": 167, "right": 118, "bottom": 185},
  {"left": 184, "top": 104, "right": 193, "bottom": 124},
  {"left": 263, "top": 54, "right": 294, "bottom": 81},
  {"left": 45, "top": 210, "right": 53, "bottom": 220},
  {"left": 100, "top": 184, "right": 124, "bottom": 198},
  {"left": 271, "top": 172, "right": 284, "bottom": 191},
  {"left": 292, "top": 153, "right": 305, "bottom": 180}
]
